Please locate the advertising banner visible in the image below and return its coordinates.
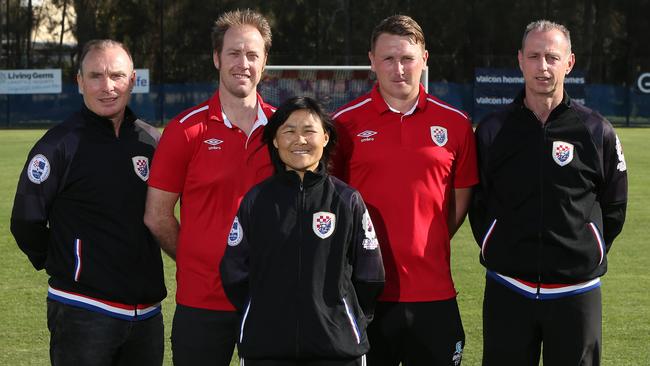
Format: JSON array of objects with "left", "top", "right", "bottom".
[
  {"left": 0, "top": 69, "right": 62, "bottom": 94},
  {"left": 473, "top": 68, "right": 585, "bottom": 121}
]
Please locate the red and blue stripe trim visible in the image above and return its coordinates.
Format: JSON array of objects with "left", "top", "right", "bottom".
[
  {"left": 47, "top": 286, "right": 161, "bottom": 321},
  {"left": 487, "top": 270, "right": 601, "bottom": 300}
]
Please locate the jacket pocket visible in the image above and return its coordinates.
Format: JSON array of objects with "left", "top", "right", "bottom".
[
  {"left": 480, "top": 219, "right": 497, "bottom": 261},
  {"left": 586, "top": 222, "right": 605, "bottom": 265},
  {"left": 73, "top": 239, "right": 82, "bottom": 282},
  {"left": 342, "top": 297, "right": 361, "bottom": 345},
  {"left": 239, "top": 299, "right": 252, "bottom": 343}
]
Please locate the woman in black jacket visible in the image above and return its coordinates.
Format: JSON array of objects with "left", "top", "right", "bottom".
[{"left": 221, "top": 96, "right": 385, "bottom": 366}]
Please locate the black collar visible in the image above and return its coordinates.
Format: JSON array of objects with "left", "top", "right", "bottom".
[
  {"left": 80, "top": 104, "right": 136, "bottom": 135},
  {"left": 514, "top": 89, "right": 571, "bottom": 123},
  {"left": 278, "top": 164, "right": 328, "bottom": 189},
  {"left": 514, "top": 89, "right": 572, "bottom": 108}
]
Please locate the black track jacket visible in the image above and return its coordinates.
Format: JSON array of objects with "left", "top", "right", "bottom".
[
  {"left": 469, "top": 91, "right": 627, "bottom": 284},
  {"left": 221, "top": 166, "right": 385, "bottom": 360},
  {"left": 11, "top": 106, "right": 166, "bottom": 315}
]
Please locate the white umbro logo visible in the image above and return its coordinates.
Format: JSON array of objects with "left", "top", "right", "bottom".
[
  {"left": 204, "top": 138, "right": 223, "bottom": 150},
  {"left": 357, "top": 130, "right": 377, "bottom": 142},
  {"left": 357, "top": 130, "right": 377, "bottom": 138}
]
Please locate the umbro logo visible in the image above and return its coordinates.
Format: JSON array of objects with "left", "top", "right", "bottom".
[
  {"left": 357, "top": 130, "right": 377, "bottom": 142},
  {"left": 204, "top": 138, "right": 223, "bottom": 150}
]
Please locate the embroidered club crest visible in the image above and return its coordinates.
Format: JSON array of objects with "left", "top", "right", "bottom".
[
  {"left": 27, "top": 154, "right": 50, "bottom": 184},
  {"left": 313, "top": 212, "right": 336, "bottom": 239},
  {"left": 228, "top": 216, "right": 243, "bottom": 246},
  {"left": 131, "top": 156, "right": 150, "bottom": 181},
  {"left": 430, "top": 126, "right": 448, "bottom": 146},
  {"left": 552, "top": 141, "right": 574, "bottom": 167}
]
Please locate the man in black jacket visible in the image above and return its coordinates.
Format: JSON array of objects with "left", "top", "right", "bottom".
[
  {"left": 470, "top": 20, "right": 627, "bottom": 366},
  {"left": 10, "top": 40, "right": 166, "bottom": 366}
]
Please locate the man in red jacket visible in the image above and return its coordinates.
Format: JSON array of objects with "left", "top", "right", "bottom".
[
  {"left": 333, "top": 15, "right": 478, "bottom": 366},
  {"left": 144, "top": 9, "right": 275, "bottom": 366}
]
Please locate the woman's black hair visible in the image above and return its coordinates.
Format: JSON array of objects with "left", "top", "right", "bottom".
[{"left": 262, "top": 96, "right": 338, "bottom": 174}]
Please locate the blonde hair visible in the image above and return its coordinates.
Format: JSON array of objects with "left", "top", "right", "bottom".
[{"left": 211, "top": 9, "right": 272, "bottom": 55}]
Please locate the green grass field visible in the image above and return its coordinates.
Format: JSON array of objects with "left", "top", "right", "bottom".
[{"left": 0, "top": 128, "right": 648, "bottom": 365}]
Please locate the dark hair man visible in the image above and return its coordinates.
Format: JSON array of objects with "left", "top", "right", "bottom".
[{"left": 333, "top": 15, "right": 478, "bottom": 366}]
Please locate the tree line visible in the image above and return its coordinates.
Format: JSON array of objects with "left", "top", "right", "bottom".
[{"left": 2, "top": 0, "right": 649, "bottom": 85}]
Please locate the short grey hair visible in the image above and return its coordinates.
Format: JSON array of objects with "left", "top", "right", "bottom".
[
  {"left": 521, "top": 20, "right": 571, "bottom": 54},
  {"left": 78, "top": 39, "right": 134, "bottom": 74}
]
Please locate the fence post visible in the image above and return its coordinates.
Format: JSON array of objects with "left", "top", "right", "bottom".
[
  {"left": 157, "top": 0, "right": 165, "bottom": 126},
  {"left": 625, "top": 83, "right": 630, "bottom": 127}
]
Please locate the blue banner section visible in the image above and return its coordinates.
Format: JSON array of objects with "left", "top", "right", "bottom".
[{"left": 473, "top": 68, "right": 586, "bottom": 122}]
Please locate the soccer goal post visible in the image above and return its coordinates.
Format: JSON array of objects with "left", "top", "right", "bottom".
[{"left": 260, "top": 65, "right": 429, "bottom": 112}]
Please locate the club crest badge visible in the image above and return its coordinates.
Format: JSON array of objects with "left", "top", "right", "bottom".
[
  {"left": 362, "top": 210, "right": 379, "bottom": 250},
  {"left": 228, "top": 216, "right": 243, "bottom": 246},
  {"left": 131, "top": 156, "right": 150, "bottom": 181},
  {"left": 313, "top": 212, "right": 336, "bottom": 239},
  {"left": 552, "top": 141, "right": 574, "bottom": 167},
  {"left": 27, "top": 154, "right": 50, "bottom": 184},
  {"left": 430, "top": 126, "right": 448, "bottom": 146}
]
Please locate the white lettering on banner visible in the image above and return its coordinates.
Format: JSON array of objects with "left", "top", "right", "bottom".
[
  {"left": 475, "top": 75, "right": 524, "bottom": 84},
  {"left": 476, "top": 97, "right": 514, "bottom": 105},
  {"left": 0, "top": 69, "right": 62, "bottom": 94},
  {"left": 502, "top": 76, "right": 524, "bottom": 84},
  {"left": 475, "top": 75, "right": 502, "bottom": 83},
  {"left": 476, "top": 74, "right": 583, "bottom": 85},
  {"left": 565, "top": 76, "right": 585, "bottom": 84},
  {"left": 476, "top": 96, "right": 583, "bottom": 106}
]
